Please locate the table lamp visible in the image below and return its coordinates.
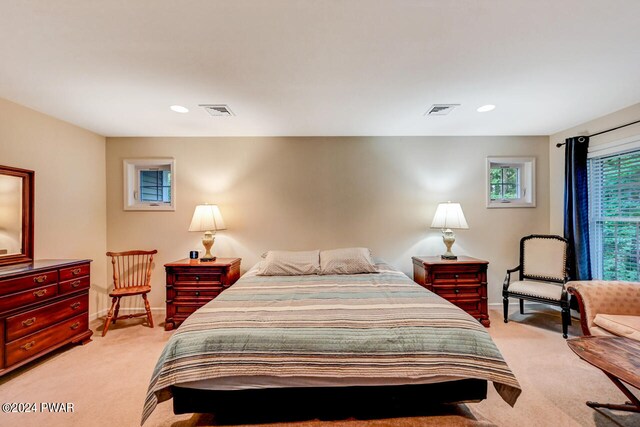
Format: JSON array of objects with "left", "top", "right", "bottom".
[
  {"left": 431, "top": 201, "right": 469, "bottom": 260},
  {"left": 188, "top": 204, "right": 226, "bottom": 261}
]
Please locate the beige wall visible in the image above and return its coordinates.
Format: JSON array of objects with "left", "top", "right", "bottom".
[
  {"left": 0, "top": 98, "right": 107, "bottom": 318},
  {"left": 106, "top": 136, "right": 550, "bottom": 308},
  {"left": 549, "top": 103, "right": 640, "bottom": 234}
]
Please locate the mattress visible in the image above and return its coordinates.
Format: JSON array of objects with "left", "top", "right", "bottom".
[{"left": 142, "top": 262, "right": 521, "bottom": 424}]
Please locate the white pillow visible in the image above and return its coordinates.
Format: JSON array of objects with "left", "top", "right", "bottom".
[
  {"left": 256, "top": 250, "right": 320, "bottom": 276},
  {"left": 320, "top": 247, "right": 378, "bottom": 275}
]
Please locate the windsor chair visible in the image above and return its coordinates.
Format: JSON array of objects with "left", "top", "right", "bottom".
[{"left": 103, "top": 250, "right": 158, "bottom": 337}]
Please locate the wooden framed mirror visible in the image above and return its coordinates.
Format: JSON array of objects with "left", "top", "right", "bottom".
[{"left": 0, "top": 165, "right": 34, "bottom": 267}]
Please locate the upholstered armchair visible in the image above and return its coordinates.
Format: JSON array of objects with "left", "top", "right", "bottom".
[
  {"left": 567, "top": 281, "right": 640, "bottom": 340},
  {"left": 503, "top": 235, "right": 571, "bottom": 338}
]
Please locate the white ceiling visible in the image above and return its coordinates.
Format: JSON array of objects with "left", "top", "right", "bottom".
[{"left": 1, "top": 1, "right": 639, "bottom": 137}]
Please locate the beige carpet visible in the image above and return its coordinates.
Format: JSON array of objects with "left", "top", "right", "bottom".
[{"left": 1, "top": 307, "right": 639, "bottom": 427}]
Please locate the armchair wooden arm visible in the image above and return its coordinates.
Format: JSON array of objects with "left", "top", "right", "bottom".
[
  {"left": 503, "top": 266, "right": 521, "bottom": 291},
  {"left": 567, "top": 281, "right": 640, "bottom": 336}
]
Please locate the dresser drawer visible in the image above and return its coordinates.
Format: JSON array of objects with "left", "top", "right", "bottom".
[
  {"left": 0, "top": 284, "right": 58, "bottom": 312},
  {"left": 5, "top": 312, "right": 88, "bottom": 366},
  {"left": 6, "top": 294, "right": 88, "bottom": 341},
  {"left": 59, "top": 264, "right": 90, "bottom": 281},
  {"left": 0, "top": 270, "right": 58, "bottom": 296},
  {"left": 59, "top": 276, "right": 90, "bottom": 295},
  {"left": 173, "top": 273, "right": 222, "bottom": 285}
]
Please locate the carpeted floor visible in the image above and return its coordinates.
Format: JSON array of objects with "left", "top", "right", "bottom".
[{"left": 1, "top": 306, "right": 639, "bottom": 427}]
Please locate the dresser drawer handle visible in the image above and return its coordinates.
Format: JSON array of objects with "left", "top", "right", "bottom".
[
  {"left": 454, "top": 274, "right": 459, "bottom": 279},
  {"left": 195, "top": 276, "right": 200, "bottom": 281},
  {"left": 70, "top": 302, "right": 81, "bottom": 310},
  {"left": 454, "top": 289, "right": 460, "bottom": 294},
  {"left": 71, "top": 268, "right": 82, "bottom": 276},
  {"left": 20, "top": 341, "right": 36, "bottom": 351},
  {"left": 33, "top": 275, "right": 48, "bottom": 283},
  {"left": 195, "top": 291, "right": 200, "bottom": 296},
  {"left": 33, "top": 289, "right": 48, "bottom": 297},
  {"left": 71, "top": 280, "right": 82, "bottom": 288},
  {"left": 70, "top": 322, "right": 81, "bottom": 330},
  {"left": 22, "top": 317, "right": 36, "bottom": 327}
]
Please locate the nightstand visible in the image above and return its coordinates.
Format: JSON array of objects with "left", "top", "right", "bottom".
[
  {"left": 412, "top": 256, "right": 489, "bottom": 327},
  {"left": 164, "top": 257, "right": 241, "bottom": 331}
]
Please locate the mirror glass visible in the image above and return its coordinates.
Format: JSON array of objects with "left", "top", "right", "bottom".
[
  {"left": 0, "top": 174, "right": 23, "bottom": 256},
  {"left": 0, "top": 165, "right": 33, "bottom": 266}
]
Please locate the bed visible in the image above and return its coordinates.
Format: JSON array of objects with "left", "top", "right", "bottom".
[{"left": 142, "top": 260, "right": 521, "bottom": 424}]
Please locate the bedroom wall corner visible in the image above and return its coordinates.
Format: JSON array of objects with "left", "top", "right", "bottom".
[{"left": 0, "top": 97, "right": 108, "bottom": 319}]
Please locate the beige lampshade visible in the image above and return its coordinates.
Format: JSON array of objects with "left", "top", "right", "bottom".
[
  {"left": 430, "top": 202, "right": 469, "bottom": 230},
  {"left": 188, "top": 204, "right": 226, "bottom": 232}
]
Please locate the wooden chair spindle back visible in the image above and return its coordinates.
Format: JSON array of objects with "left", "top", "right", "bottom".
[{"left": 107, "top": 250, "right": 158, "bottom": 290}]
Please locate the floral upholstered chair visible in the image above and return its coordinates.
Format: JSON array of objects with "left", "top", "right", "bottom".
[
  {"left": 503, "top": 235, "right": 571, "bottom": 337},
  {"left": 567, "top": 281, "right": 640, "bottom": 341}
]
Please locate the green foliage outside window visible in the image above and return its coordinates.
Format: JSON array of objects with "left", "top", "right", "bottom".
[
  {"left": 589, "top": 150, "right": 640, "bottom": 281},
  {"left": 490, "top": 166, "right": 519, "bottom": 200}
]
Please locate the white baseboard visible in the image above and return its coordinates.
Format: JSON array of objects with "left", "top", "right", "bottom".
[{"left": 90, "top": 307, "right": 166, "bottom": 321}]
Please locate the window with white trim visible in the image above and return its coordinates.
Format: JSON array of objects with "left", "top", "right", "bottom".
[
  {"left": 123, "top": 159, "right": 175, "bottom": 211},
  {"left": 588, "top": 145, "right": 640, "bottom": 281},
  {"left": 486, "top": 157, "right": 536, "bottom": 208}
]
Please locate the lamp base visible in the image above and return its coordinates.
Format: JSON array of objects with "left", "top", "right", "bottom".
[
  {"left": 201, "top": 231, "right": 216, "bottom": 262},
  {"left": 441, "top": 228, "right": 458, "bottom": 261}
]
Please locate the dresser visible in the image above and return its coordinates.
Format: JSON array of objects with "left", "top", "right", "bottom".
[
  {"left": 412, "top": 256, "right": 490, "bottom": 327},
  {"left": 165, "top": 258, "right": 241, "bottom": 331},
  {"left": 0, "top": 259, "right": 92, "bottom": 376}
]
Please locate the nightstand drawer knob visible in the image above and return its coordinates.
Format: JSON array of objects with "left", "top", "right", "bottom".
[
  {"left": 195, "top": 291, "right": 200, "bottom": 296},
  {"left": 454, "top": 274, "right": 459, "bottom": 279},
  {"left": 454, "top": 289, "right": 460, "bottom": 294},
  {"left": 195, "top": 276, "right": 200, "bottom": 281}
]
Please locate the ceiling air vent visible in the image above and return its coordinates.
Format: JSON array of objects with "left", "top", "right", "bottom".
[
  {"left": 425, "top": 104, "right": 460, "bottom": 116},
  {"left": 200, "top": 104, "right": 235, "bottom": 117}
]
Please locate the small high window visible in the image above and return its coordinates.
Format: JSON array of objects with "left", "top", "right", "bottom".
[
  {"left": 486, "top": 157, "right": 535, "bottom": 208},
  {"left": 123, "top": 159, "right": 175, "bottom": 211}
]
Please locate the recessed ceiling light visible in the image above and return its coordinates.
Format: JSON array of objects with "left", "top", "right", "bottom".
[
  {"left": 477, "top": 104, "right": 496, "bottom": 113},
  {"left": 170, "top": 105, "right": 189, "bottom": 113}
]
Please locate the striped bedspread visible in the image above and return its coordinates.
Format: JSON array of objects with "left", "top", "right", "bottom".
[{"left": 142, "top": 263, "right": 521, "bottom": 424}]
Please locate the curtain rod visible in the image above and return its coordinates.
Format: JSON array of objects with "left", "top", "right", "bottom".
[{"left": 555, "top": 118, "right": 640, "bottom": 148}]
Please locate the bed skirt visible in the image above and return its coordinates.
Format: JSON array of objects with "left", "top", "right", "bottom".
[{"left": 172, "top": 379, "right": 487, "bottom": 422}]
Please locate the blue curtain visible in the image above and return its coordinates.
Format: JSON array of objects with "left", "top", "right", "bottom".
[{"left": 563, "top": 136, "right": 592, "bottom": 281}]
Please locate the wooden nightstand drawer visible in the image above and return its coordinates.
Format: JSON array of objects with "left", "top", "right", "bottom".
[
  {"left": 165, "top": 258, "right": 241, "bottom": 330},
  {"left": 433, "top": 270, "right": 483, "bottom": 283},
  {"left": 174, "top": 273, "right": 222, "bottom": 285},
  {"left": 412, "top": 256, "right": 489, "bottom": 327},
  {"left": 452, "top": 300, "right": 482, "bottom": 316},
  {"left": 433, "top": 284, "right": 481, "bottom": 299},
  {"left": 175, "top": 289, "right": 221, "bottom": 300}
]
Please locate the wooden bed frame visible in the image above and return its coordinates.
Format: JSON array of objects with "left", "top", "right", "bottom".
[{"left": 172, "top": 379, "right": 487, "bottom": 422}]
